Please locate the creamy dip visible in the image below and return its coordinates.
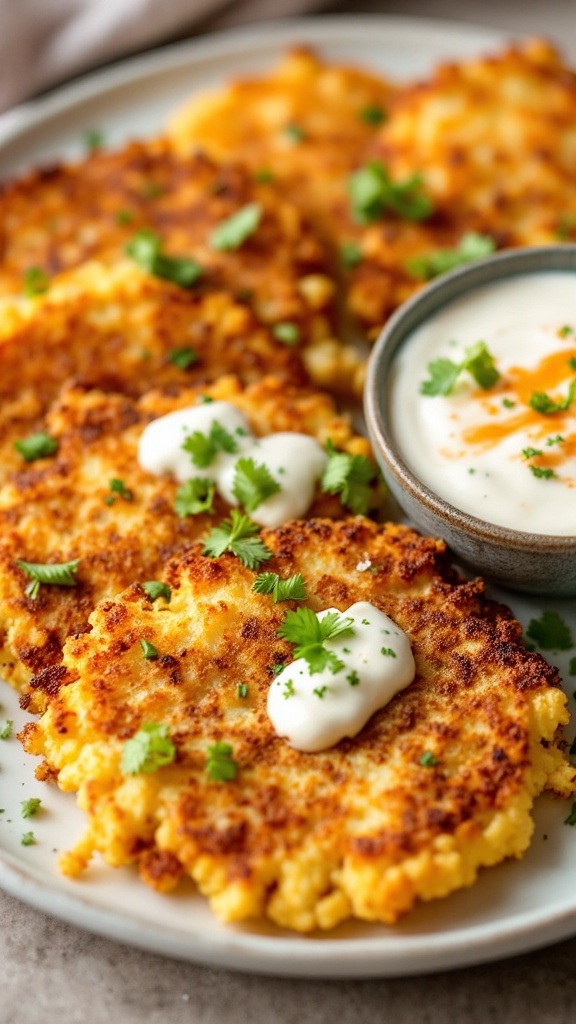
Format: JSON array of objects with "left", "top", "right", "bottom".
[
  {"left": 390, "top": 271, "right": 576, "bottom": 535},
  {"left": 267, "top": 601, "right": 415, "bottom": 752},
  {"left": 138, "top": 400, "right": 327, "bottom": 529}
]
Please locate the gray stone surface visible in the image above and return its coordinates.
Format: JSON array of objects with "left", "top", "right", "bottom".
[{"left": 4, "top": 2, "right": 576, "bottom": 1021}]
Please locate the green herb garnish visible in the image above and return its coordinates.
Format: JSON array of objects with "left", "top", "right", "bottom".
[
  {"left": 283, "top": 123, "right": 305, "bottom": 143},
  {"left": 84, "top": 129, "right": 103, "bottom": 151},
  {"left": 502, "top": 398, "right": 516, "bottom": 409},
  {"left": 0, "top": 721, "right": 13, "bottom": 740},
  {"left": 359, "top": 104, "right": 386, "bottom": 126},
  {"left": 231, "top": 457, "right": 280, "bottom": 513},
  {"left": 115, "top": 208, "right": 134, "bottom": 226},
  {"left": 420, "top": 341, "right": 500, "bottom": 396},
  {"left": 174, "top": 478, "right": 215, "bottom": 517},
  {"left": 526, "top": 610, "right": 573, "bottom": 651},
  {"left": 321, "top": 441, "right": 377, "bottom": 515},
  {"left": 14, "top": 432, "right": 58, "bottom": 462},
  {"left": 182, "top": 420, "right": 238, "bottom": 468},
  {"left": 126, "top": 229, "right": 203, "bottom": 288},
  {"left": 143, "top": 581, "right": 171, "bottom": 604},
  {"left": 108, "top": 478, "right": 133, "bottom": 503},
  {"left": 278, "top": 607, "right": 355, "bottom": 675},
  {"left": 252, "top": 572, "right": 307, "bottom": 603},
  {"left": 205, "top": 741, "right": 238, "bottom": 782},
  {"left": 419, "top": 751, "right": 438, "bottom": 767},
  {"left": 202, "top": 510, "right": 272, "bottom": 570},
  {"left": 406, "top": 233, "right": 495, "bottom": 281},
  {"left": 340, "top": 241, "right": 363, "bottom": 269},
  {"left": 564, "top": 801, "right": 576, "bottom": 827},
  {"left": 529, "top": 380, "right": 576, "bottom": 415},
  {"left": 17, "top": 559, "right": 79, "bottom": 600},
  {"left": 282, "top": 679, "right": 295, "bottom": 699},
  {"left": 120, "top": 723, "right": 175, "bottom": 775},
  {"left": 21, "top": 832, "right": 35, "bottom": 846},
  {"left": 529, "top": 466, "right": 557, "bottom": 480},
  {"left": 210, "top": 203, "right": 262, "bottom": 251},
  {"left": 380, "top": 647, "right": 397, "bottom": 657},
  {"left": 347, "top": 670, "right": 360, "bottom": 687},
  {"left": 168, "top": 346, "right": 198, "bottom": 371},
  {"left": 522, "top": 447, "right": 543, "bottom": 459},
  {"left": 237, "top": 683, "right": 249, "bottom": 699},
  {"left": 348, "top": 161, "right": 433, "bottom": 224},
  {"left": 21, "top": 798, "right": 41, "bottom": 819},
  {"left": 272, "top": 322, "right": 300, "bottom": 345},
  {"left": 140, "top": 639, "right": 159, "bottom": 660},
  {"left": 23, "top": 266, "right": 49, "bottom": 297}
]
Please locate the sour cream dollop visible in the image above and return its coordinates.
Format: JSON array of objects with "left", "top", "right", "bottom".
[
  {"left": 138, "top": 400, "right": 327, "bottom": 529},
  {"left": 390, "top": 271, "right": 576, "bottom": 535},
  {"left": 268, "top": 601, "right": 415, "bottom": 752}
]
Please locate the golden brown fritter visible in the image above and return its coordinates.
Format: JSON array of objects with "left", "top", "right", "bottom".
[
  {"left": 168, "top": 47, "right": 394, "bottom": 240},
  {"left": 0, "top": 139, "right": 338, "bottom": 338},
  {"left": 1, "top": 375, "right": 376, "bottom": 692},
  {"left": 23, "top": 518, "right": 573, "bottom": 932},
  {"left": 347, "top": 39, "right": 576, "bottom": 333},
  {"left": 0, "top": 258, "right": 312, "bottom": 489}
]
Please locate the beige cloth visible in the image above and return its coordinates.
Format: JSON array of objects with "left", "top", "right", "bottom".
[{"left": 0, "top": 0, "right": 326, "bottom": 113}]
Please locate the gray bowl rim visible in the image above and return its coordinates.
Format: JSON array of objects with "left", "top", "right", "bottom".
[{"left": 364, "top": 244, "right": 576, "bottom": 554}]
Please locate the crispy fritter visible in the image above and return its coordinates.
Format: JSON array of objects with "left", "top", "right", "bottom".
[
  {"left": 347, "top": 39, "right": 576, "bottom": 333},
  {"left": 0, "top": 140, "right": 337, "bottom": 337},
  {"left": 0, "top": 258, "right": 312, "bottom": 488},
  {"left": 23, "top": 518, "right": 574, "bottom": 932},
  {"left": 168, "top": 47, "right": 394, "bottom": 240},
  {"left": 1, "top": 375, "right": 375, "bottom": 692}
]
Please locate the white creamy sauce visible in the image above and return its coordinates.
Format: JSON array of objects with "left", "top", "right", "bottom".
[
  {"left": 390, "top": 271, "right": 576, "bottom": 535},
  {"left": 138, "top": 400, "right": 327, "bottom": 528},
  {"left": 267, "top": 601, "right": 415, "bottom": 753}
]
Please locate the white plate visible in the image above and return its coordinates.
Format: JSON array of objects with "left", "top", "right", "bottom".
[{"left": 1, "top": 15, "right": 576, "bottom": 978}]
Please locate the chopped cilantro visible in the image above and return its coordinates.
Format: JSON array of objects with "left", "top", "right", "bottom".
[
  {"left": 313, "top": 686, "right": 328, "bottom": 699},
  {"left": 21, "top": 798, "right": 41, "bottom": 819},
  {"left": 568, "top": 357, "right": 576, "bottom": 372},
  {"left": 348, "top": 161, "right": 433, "bottom": 224},
  {"left": 529, "top": 466, "right": 557, "bottom": 480},
  {"left": 182, "top": 420, "right": 238, "bottom": 468},
  {"left": 174, "top": 478, "right": 215, "bottom": 517},
  {"left": 108, "top": 478, "right": 133, "bottom": 503},
  {"left": 278, "top": 606, "right": 355, "bottom": 675},
  {"left": 283, "top": 123, "right": 305, "bottom": 143},
  {"left": 359, "top": 104, "right": 386, "bottom": 125},
  {"left": 529, "top": 380, "right": 576, "bottom": 415},
  {"left": 406, "top": 233, "right": 495, "bottom": 280},
  {"left": 526, "top": 610, "right": 573, "bottom": 651},
  {"left": 282, "top": 679, "right": 295, "bottom": 699},
  {"left": 168, "top": 346, "right": 198, "bottom": 370},
  {"left": 21, "top": 832, "right": 35, "bottom": 846},
  {"left": 340, "top": 241, "right": 363, "bottom": 269},
  {"left": 272, "top": 663, "right": 285, "bottom": 676},
  {"left": 121, "top": 722, "right": 175, "bottom": 775},
  {"left": 419, "top": 751, "right": 438, "bottom": 767},
  {"left": 522, "top": 447, "right": 543, "bottom": 460},
  {"left": 564, "top": 801, "right": 576, "bottom": 827},
  {"left": 347, "top": 670, "right": 360, "bottom": 686},
  {"left": 381, "top": 647, "right": 397, "bottom": 657},
  {"left": 210, "top": 203, "right": 262, "bottom": 251},
  {"left": 140, "top": 639, "right": 159, "bottom": 660},
  {"left": 231, "top": 457, "right": 281, "bottom": 513},
  {"left": 126, "top": 229, "right": 203, "bottom": 288},
  {"left": 272, "top": 322, "right": 300, "bottom": 345},
  {"left": 84, "top": 129, "right": 103, "bottom": 151},
  {"left": 0, "top": 721, "right": 13, "bottom": 740},
  {"left": 17, "top": 559, "right": 79, "bottom": 600},
  {"left": 321, "top": 441, "right": 377, "bottom": 515},
  {"left": 202, "top": 510, "right": 272, "bottom": 570},
  {"left": 559, "top": 325, "right": 574, "bottom": 338},
  {"left": 546, "top": 435, "right": 564, "bottom": 446},
  {"left": 206, "top": 741, "right": 238, "bottom": 782},
  {"left": 237, "top": 683, "right": 249, "bottom": 699},
  {"left": 502, "top": 398, "right": 516, "bottom": 409},
  {"left": 14, "top": 432, "right": 58, "bottom": 462},
  {"left": 420, "top": 341, "right": 500, "bottom": 396},
  {"left": 143, "top": 581, "right": 171, "bottom": 604},
  {"left": 23, "top": 266, "right": 49, "bottom": 297},
  {"left": 252, "top": 572, "right": 307, "bottom": 603}
]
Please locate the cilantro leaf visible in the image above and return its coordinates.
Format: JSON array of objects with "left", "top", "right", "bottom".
[
  {"left": 21, "top": 832, "right": 35, "bottom": 846},
  {"left": 84, "top": 129, "right": 104, "bottom": 151},
  {"left": 420, "top": 342, "right": 500, "bottom": 396},
  {"left": 272, "top": 322, "right": 300, "bottom": 345},
  {"left": 174, "top": 478, "right": 215, "bottom": 517},
  {"left": 231, "top": 457, "right": 281, "bottom": 513},
  {"left": 21, "top": 798, "right": 41, "bottom": 818},
  {"left": 120, "top": 722, "right": 175, "bottom": 775},
  {"left": 462, "top": 342, "right": 500, "bottom": 390},
  {"left": 252, "top": 572, "right": 307, "bottom": 602},
  {"left": 140, "top": 639, "right": 159, "bottom": 660},
  {"left": 406, "top": 233, "right": 495, "bottom": 281},
  {"left": 321, "top": 443, "right": 377, "bottom": 515},
  {"left": 17, "top": 558, "right": 80, "bottom": 600},
  {"left": 283, "top": 123, "right": 305, "bottom": 143},
  {"left": 202, "top": 510, "right": 272, "bottom": 570},
  {"left": 420, "top": 357, "right": 461, "bottom": 397},
  {"left": 529, "top": 466, "right": 557, "bottom": 480},
  {"left": 206, "top": 741, "right": 238, "bottom": 781},
  {"left": 529, "top": 379, "right": 576, "bottom": 415},
  {"left": 143, "top": 581, "right": 171, "bottom": 604},
  {"left": 419, "top": 751, "right": 438, "bottom": 767},
  {"left": 182, "top": 420, "right": 238, "bottom": 468},
  {"left": 565, "top": 801, "right": 576, "bottom": 827},
  {"left": 14, "top": 432, "right": 59, "bottom": 462},
  {"left": 526, "top": 610, "right": 573, "bottom": 651},
  {"left": 108, "top": 478, "right": 133, "bottom": 502},
  {"left": 348, "top": 161, "right": 433, "bottom": 224},
  {"left": 0, "top": 721, "right": 13, "bottom": 740},
  {"left": 278, "top": 607, "right": 355, "bottom": 675},
  {"left": 359, "top": 104, "right": 386, "bottom": 126},
  {"left": 237, "top": 683, "right": 249, "bottom": 698},
  {"left": 210, "top": 203, "right": 262, "bottom": 251},
  {"left": 168, "top": 346, "right": 198, "bottom": 370},
  {"left": 23, "top": 266, "right": 49, "bottom": 297},
  {"left": 126, "top": 230, "right": 203, "bottom": 288}
]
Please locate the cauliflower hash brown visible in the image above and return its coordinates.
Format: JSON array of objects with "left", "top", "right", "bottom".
[
  {"left": 22, "top": 518, "right": 573, "bottom": 932},
  {"left": 167, "top": 40, "right": 576, "bottom": 337},
  {"left": 168, "top": 47, "right": 394, "bottom": 239},
  {"left": 1, "top": 374, "right": 376, "bottom": 694},
  {"left": 0, "top": 258, "right": 314, "bottom": 489}
]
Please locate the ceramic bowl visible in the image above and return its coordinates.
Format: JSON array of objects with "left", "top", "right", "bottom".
[{"left": 364, "top": 245, "right": 576, "bottom": 596}]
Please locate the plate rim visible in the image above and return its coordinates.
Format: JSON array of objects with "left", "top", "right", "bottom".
[{"left": 1, "top": 12, "right": 575, "bottom": 977}]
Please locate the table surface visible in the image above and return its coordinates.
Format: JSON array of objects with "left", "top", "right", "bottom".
[{"left": 4, "top": 2, "right": 576, "bottom": 1021}]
